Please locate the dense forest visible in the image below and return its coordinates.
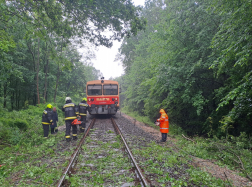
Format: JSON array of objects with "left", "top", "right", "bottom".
[
  {"left": 116, "top": 0, "right": 252, "bottom": 139},
  {"left": 1, "top": 0, "right": 252, "bottom": 139},
  {"left": 1, "top": 1, "right": 252, "bottom": 186},
  {"left": 0, "top": 0, "right": 146, "bottom": 110}
]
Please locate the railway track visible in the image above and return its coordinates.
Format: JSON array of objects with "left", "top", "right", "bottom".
[{"left": 57, "top": 117, "right": 150, "bottom": 187}]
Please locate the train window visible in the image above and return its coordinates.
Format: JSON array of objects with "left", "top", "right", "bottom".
[
  {"left": 103, "top": 84, "right": 118, "bottom": 95},
  {"left": 87, "top": 85, "right": 102, "bottom": 95}
]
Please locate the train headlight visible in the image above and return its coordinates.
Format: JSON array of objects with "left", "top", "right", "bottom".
[
  {"left": 88, "top": 98, "right": 91, "bottom": 101},
  {"left": 115, "top": 98, "right": 118, "bottom": 101},
  {"left": 112, "top": 98, "right": 115, "bottom": 101}
]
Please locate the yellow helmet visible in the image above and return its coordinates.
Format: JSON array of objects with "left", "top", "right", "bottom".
[
  {"left": 159, "top": 109, "right": 165, "bottom": 113},
  {"left": 47, "top": 104, "right": 53, "bottom": 109},
  {"left": 82, "top": 97, "right": 87, "bottom": 101}
]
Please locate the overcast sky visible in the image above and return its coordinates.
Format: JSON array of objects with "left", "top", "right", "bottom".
[{"left": 81, "top": 0, "right": 146, "bottom": 80}]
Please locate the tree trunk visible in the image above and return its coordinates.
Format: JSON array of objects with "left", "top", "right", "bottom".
[
  {"left": 46, "top": 80, "right": 49, "bottom": 102},
  {"left": 54, "top": 65, "right": 60, "bottom": 103},
  {"left": 15, "top": 79, "right": 18, "bottom": 109},
  {"left": 36, "top": 38, "right": 40, "bottom": 105},
  {"left": 10, "top": 77, "right": 14, "bottom": 110},
  {"left": 15, "top": 89, "right": 18, "bottom": 109},
  {"left": 54, "top": 38, "right": 63, "bottom": 103},
  {"left": 43, "top": 43, "right": 49, "bottom": 103},
  {"left": 24, "top": 94, "right": 26, "bottom": 108},
  {"left": 43, "top": 59, "right": 49, "bottom": 103},
  {"left": 3, "top": 82, "right": 7, "bottom": 108},
  {"left": 33, "top": 92, "right": 36, "bottom": 106},
  {"left": 11, "top": 91, "right": 14, "bottom": 110},
  {"left": 18, "top": 89, "right": 20, "bottom": 109},
  {"left": 27, "top": 38, "right": 37, "bottom": 106}
]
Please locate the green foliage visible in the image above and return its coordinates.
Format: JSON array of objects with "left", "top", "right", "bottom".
[
  {"left": 0, "top": 103, "right": 68, "bottom": 186},
  {"left": 0, "top": 30, "right": 16, "bottom": 52},
  {"left": 117, "top": 0, "right": 252, "bottom": 138},
  {"left": 132, "top": 142, "right": 229, "bottom": 186},
  {"left": 176, "top": 134, "right": 252, "bottom": 180},
  {"left": 0, "top": 0, "right": 146, "bottom": 111},
  {"left": 12, "top": 119, "right": 28, "bottom": 131},
  {"left": 0, "top": 103, "right": 65, "bottom": 146},
  {"left": 1, "top": 0, "right": 145, "bottom": 47}
]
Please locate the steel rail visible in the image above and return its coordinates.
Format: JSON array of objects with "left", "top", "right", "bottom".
[
  {"left": 56, "top": 118, "right": 96, "bottom": 187},
  {"left": 111, "top": 118, "right": 150, "bottom": 187}
]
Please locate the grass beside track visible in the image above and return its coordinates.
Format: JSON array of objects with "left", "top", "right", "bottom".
[
  {"left": 0, "top": 128, "right": 73, "bottom": 186},
  {"left": 0, "top": 104, "right": 79, "bottom": 186},
  {"left": 122, "top": 108, "right": 252, "bottom": 186}
]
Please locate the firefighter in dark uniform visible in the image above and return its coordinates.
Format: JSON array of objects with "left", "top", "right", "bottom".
[
  {"left": 42, "top": 104, "right": 53, "bottom": 138},
  {"left": 78, "top": 98, "right": 89, "bottom": 132},
  {"left": 62, "top": 97, "right": 78, "bottom": 142}
]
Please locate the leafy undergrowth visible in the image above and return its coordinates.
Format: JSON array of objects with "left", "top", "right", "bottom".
[
  {"left": 133, "top": 142, "right": 229, "bottom": 187},
  {"left": 0, "top": 131, "right": 70, "bottom": 186},
  {"left": 0, "top": 104, "right": 68, "bottom": 186},
  {"left": 0, "top": 103, "right": 64, "bottom": 146},
  {"left": 175, "top": 135, "right": 252, "bottom": 181},
  {"left": 122, "top": 108, "right": 252, "bottom": 186}
]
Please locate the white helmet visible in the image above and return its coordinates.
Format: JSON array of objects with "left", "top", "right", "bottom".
[{"left": 65, "top": 97, "right": 71, "bottom": 102}]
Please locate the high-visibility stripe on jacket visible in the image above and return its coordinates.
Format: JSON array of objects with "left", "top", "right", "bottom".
[
  {"left": 78, "top": 102, "right": 89, "bottom": 117},
  {"left": 157, "top": 112, "right": 169, "bottom": 133},
  {"left": 75, "top": 105, "right": 79, "bottom": 115},
  {"left": 42, "top": 122, "right": 51, "bottom": 125},
  {"left": 62, "top": 102, "right": 77, "bottom": 121},
  {"left": 42, "top": 108, "right": 53, "bottom": 125}
]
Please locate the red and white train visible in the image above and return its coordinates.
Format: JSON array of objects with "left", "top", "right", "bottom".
[{"left": 86, "top": 79, "right": 120, "bottom": 115}]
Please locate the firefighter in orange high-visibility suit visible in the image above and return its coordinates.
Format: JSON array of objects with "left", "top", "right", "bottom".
[{"left": 155, "top": 109, "right": 169, "bottom": 142}]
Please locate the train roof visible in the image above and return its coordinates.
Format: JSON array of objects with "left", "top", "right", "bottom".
[{"left": 87, "top": 80, "right": 118, "bottom": 85}]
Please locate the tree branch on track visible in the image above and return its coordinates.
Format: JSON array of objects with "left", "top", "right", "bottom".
[{"left": 182, "top": 134, "right": 196, "bottom": 144}]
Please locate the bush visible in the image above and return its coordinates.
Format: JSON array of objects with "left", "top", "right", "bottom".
[
  {"left": 0, "top": 122, "right": 11, "bottom": 140},
  {"left": 0, "top": 118, "right": 28, "bottom": 131},
  {"left": 9, "top": 127, "right": 23, "bottom": 145},
  {"left": 0, "top": 105, "right": 43, "bottom": 145},
  {"left": 13, "top": 119, "right": 28, "bottom": 131},
  {"left": 0, "top": 103, "right": 64, "bottom": 146}
]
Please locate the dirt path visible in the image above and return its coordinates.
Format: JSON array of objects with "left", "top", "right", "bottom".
[{"left": 121, "top": 112, "right": 252, "bottom": 187}]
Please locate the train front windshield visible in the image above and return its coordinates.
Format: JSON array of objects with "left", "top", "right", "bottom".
[
  {"left": 103, "top": 84, "right": 118, "bottom": 95},
  {"left": 87, "top": 85, "right": 102, "bottom": 95}
]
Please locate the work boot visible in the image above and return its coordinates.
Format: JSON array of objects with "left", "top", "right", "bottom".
[
  {"left": 73, "top": 136, "right": 78, "bottom": 141},
  {"left": 66, "top": 138, "right": 71, "bottom": 142},
  {"left": 55, "top": 129, "right": 58, "bottom": 133},
  {"left": 157, "top": 140, "right": 165, "bottom": 144}
]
